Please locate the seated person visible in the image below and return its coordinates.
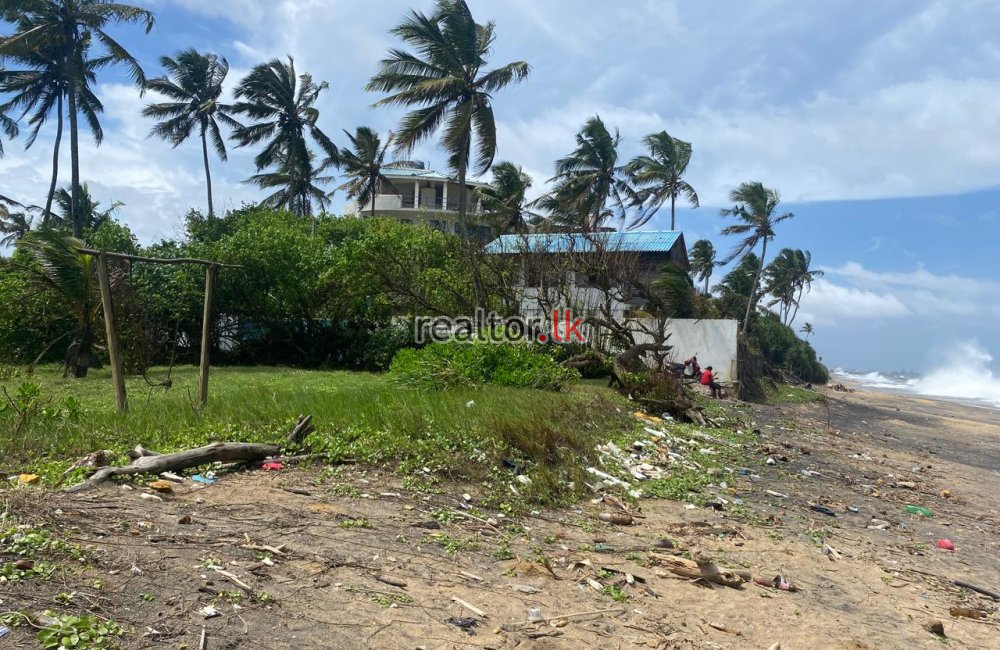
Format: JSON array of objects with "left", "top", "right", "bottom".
[
  {"left": 700, "top": 365, "right": 721, "bottom": 399},
  {"left": 683, "top": 355, "right": 701, "bottom": 379}
]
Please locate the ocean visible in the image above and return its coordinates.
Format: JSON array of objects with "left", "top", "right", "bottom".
[{"left": 831, "top": 342, "right": 1000, "bottom": 410}]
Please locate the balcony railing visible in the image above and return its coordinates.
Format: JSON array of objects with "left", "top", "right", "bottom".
[{"left": 388, "top": 196, "right": 479, "bottom": 213}]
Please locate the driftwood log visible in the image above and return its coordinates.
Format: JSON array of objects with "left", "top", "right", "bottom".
[
  {"left": 649, "top": 552, "right": 748, "bottom": 589},
  {"left": 64, "top": 415, "right": 315, "bottom": 493}
]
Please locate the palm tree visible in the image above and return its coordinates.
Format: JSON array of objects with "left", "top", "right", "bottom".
[
  {"left": 0, "top": 197, "right": 36, "bottom": 246},
  {"left": 334, "top": 126, "right": 396, "bottom": 218},
  {"left": 800, "top": 322, "right": 814, "bottom": 340},
  {"left": 143, "top": 49, "right": 240, "bottom": 218},
  {"left": 720, "top": 181, "right": 794, "bottom": 335},
  {"left": 231, "top": 57, "right": 335, "bottom": 225},
  {"left": 764, "top": 248, "right": 823, "bottom": 326},
  {"left": 0, "top": 92, "right": 18, "bottom": 155},
  {"left": 627, "top": 130, "right": 698, "bottom": 230},
  {"left": 688, "top": 239, "right": 716, "bottom": 295},
  {"left": 53, "top": 183, "right": 122, "bottom": 233},
  {"left": 244, "top": 151, "right": 333, "bottom": 228},
  {"left": 16, "top": 228, "right": 100, "bottom": 377},
  {"left": 786, "top": 249, "right": 822, "bottom": 327},
  {"left": 0, "top": 0, "right": 155, "bottom": 238},
  {"left": 0, "top": 37, "right": 110, "bottom": 223},
  {"left": 475, "top": 161, "right": 538, "bottom": 234},
  {"left": 542, "top": 116, "right": 631, "bottom": 232},
  {"left": 715, "top": 252, "right": 759, "bottom": 320},
  {"left": 366, "top": 0, "right": 530, "bottom": 241}
]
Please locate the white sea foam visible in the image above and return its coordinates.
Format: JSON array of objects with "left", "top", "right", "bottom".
[{"left": 833, "top": 341, "right": 1000, "bottom": 409}]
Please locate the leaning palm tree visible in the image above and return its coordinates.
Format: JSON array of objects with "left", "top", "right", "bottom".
[
  {"left": 366, "top": 0, "right": 530, "bottom": 242},
  {"left": 475, "top": 161, "right": 538, "bottom": 234},
  {"left": 627, "top": 130, "right": 698, "bottom": 230},
  {"left": 800, "top": 322, "right": 814, "bottom": 340},
  {"left": 688, "top": 239, "right": 716, "bottom": 295},
  {"left": 0, "top": 0, "right": 155, "bottom": 238},
  {"left": 334, "top": 126, "right": 396, "bottom": 218},
  {"left": 544, "top": 116, "right": 631, "bottom": 231},
  {"left": 16, "top": 228, "right": 100, "bottom": 378},
  {"left": 785, "top": 249, "right": 822, "bottom": 327},
  {"left": 143, "top": 49, "right": 240, "bottom": 217},
  {"left": 720, "top": 181, "right": 794, "bottom": 335}
]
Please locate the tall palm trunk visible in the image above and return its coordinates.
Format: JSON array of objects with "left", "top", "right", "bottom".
[
  {"left": 456, "top": 139, "right": 484, "bottom": 309},
  {"left": 67, "top": 81, "right": 81, "bottom": 238},
  {"left": 44, "top": 94, "right": 64, "bottom": 225},
  {"left": 670, "top": 192, "right": 676, "bottom": 230},
  {"left": 703, "top": 271, "right": 709, "bottom": 296},
  {"left": 200, "top": 126, "right": 214, "bottom": 217},
  {"left": 742, "top": 238, "right": 768, "bottom": 335}
]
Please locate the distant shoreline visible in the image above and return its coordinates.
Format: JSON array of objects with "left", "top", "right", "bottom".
[{"left": 829, "top": 375, "right": 1000, "bottom": 413}]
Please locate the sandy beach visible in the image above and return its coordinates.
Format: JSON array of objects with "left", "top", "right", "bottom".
[{"left": 3, "top": 382, "right": 998, "bottom": 649}]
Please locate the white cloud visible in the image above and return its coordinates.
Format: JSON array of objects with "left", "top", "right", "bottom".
[
  {"left": 5, "top": 0, "right": 1000, "bottom": 242},
  {"left": 796, "top": 262, "right": 1000, "bottom": 326}
]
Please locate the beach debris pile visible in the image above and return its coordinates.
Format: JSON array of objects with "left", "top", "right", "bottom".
[{"left": 586, "top": 411, "right": 738, "bottom": 498}]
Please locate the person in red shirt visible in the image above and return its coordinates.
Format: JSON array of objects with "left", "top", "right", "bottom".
[{"left": 700, "top": 366, "right": 721, "bottom": 398}]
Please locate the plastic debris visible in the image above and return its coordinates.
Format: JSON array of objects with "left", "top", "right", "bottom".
[
  {"left": 200, "top": 606, "right": 222, "bottom": 619},
  {"left": 191, "top": 474, "right": 217, "bottom": 485},
  {"left": 765, "top": 490, "right": 789, "bottom": 499},
  {"left": 17, "top": 474, "right": 40, "bottom": 485},
  {"left": 904, "top": 504, "right": 933, "bottom": 517},
  {"left": 847, "top": 505, "right": 860, "bottom": 513},
  {"left": 936, "top": 539, "right": 955, "bottom": 551},
  {"left": 0, "top": 626, "right": 10, "bottom": 639},
  {"left": 809, "top": 504, "right": 837, "bottom": 517},
  {"left": 527, "top": 607, "right": 543, "bottom": 623},
  {"left": 261, "top": 462, "right": 283, "bottom": 471},
  {"left": 868, "top": 518, "right": 890, "bottom": 530}
]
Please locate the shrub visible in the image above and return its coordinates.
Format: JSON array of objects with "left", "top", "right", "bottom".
[
  {"left": 389, "top": 341, "right": 580, "bottom": 391},
  {"left": 749, "top": 313, "right": 828, "bottom": 384}
]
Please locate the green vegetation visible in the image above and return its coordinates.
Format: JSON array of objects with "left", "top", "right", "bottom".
[
  {"left": 1, "top": 365, "right": 631, "bottom": 506},
  {"left": 389, "top": 341, "right": 580, "bottom": 391}
]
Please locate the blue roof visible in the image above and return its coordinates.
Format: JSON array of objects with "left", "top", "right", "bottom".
[{"left": 484, "top": 231, "right": 684, "bottom": 255}]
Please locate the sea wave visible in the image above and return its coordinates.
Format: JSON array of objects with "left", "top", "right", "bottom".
[{"left": 832, "top": 341, "right": 1000, "bottom": 409}]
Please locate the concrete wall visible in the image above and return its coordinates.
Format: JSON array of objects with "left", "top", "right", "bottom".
[{"left": 661, "top": 319, "right": 739, "bottom": 383}]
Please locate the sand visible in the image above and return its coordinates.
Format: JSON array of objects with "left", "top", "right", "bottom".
[{"left": 2, "top": 384, "right": 998, "bottom": 649}]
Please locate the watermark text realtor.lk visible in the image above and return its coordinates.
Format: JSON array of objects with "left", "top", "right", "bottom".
[{"left": 414, "top": 309, "right": 585, "bottom": 344}]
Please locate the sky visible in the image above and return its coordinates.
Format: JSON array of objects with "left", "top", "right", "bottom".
[{"left": 2, "top": 0, "right": 999, "bottom": 374}]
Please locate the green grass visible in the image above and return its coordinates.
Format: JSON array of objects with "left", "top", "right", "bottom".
[
  {"left": 0, "top": 365, "right": 633, "bottom": 505},
  {"left": 763, "top": 381, "right": 826, "bottom": 404}
]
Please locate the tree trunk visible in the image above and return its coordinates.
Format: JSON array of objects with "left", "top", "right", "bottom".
[
  {"left": 703, "top": 271, "right": 710, "bottom": 296},
  {"left": 457, "top": 153, "right": 484, "bottom": 309},
  {"left": 670, "top": 192, "right": 676, "bottom": 230},
  {"left": 67, "top": 82, "right": 82, "bottom": 238},
  {"left": 742, "top": 238, "right": 768, "bottom": 335},
  {"left": 44, "top": 94, "right": 64, "bottom": 226},
  {"left": 73, "top": 323, "right": 93, "bottom": 378},
  {"left": 789, "top": 285, "right": 804, "bottom": 327},
  {"left": 200, "top": 127, "right": 214, "bottom": 218}
]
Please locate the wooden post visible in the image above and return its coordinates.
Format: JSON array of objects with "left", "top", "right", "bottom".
[
  {"left": 96, "top": 254, "right": 127, "bottom": 411},
  {"left": 198, "top": 264, "right": 217, "bottom": 406}
]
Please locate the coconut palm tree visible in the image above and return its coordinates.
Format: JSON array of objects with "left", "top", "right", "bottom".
[
  {"left": 0, "top": 197, "right": 36, "bottom": 247},
  {"left": 0, "top": 92, "right": 18, "bottom": 156},
  {"left": 715, "top": 252, "right": 759, "bottom": 320},
  {"left": 143, "top": 49, "right": 240, "bottom": 217},
  {"left": 542, "top": 116, "right": 631, "bottom": 231},
  {"left": 764, "top": 248, "right": 823, "bottom": 326},
  {"left": 231, "top": 57, "right": 335, "bottom": 226},
  {"left": 244, "top": 151, "right": 333, "bottom": 229},
  {"left": 688, "top": 239, "right": 715, "bottom": 295},
  {"left": 334, "top": 126, "right": 396, "bottom": 218},
  {"left": 0, "top": 0, "right": 154, "bottom": 238},
  {"left": 16, "top": 228, "right": 100, "bottom": 377},
  {"left": 475, "top": 161, "right": 538, "bottom": 234},
  {"left": 0, "top": 37, "right": 111, "bottom": 223},
  {"left": 720, "top": 181, "right": 794, "bottom": 335},
  {"left": 627, "top": 130, "right": 698, "bottom": 230},
  {"left": 800, "top": 322, "right": 814, "bottom": 340},
  {"left": 366, "top": 0, "right": 530, "bottom": 245},
  {"left": 52, "top": 183, "right": 122, "bottom": 233}
]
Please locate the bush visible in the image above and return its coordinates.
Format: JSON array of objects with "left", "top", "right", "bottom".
[
  {"left": 749, "top": 313, "right": 829, "bottom": 384},
  {"left": 538, "top": 342, "right": 612, "bottom": 379},
  {"left": 389, "top": 341, "right": 580, "bottom": 391}
]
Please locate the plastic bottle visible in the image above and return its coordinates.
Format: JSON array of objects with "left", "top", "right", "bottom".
[{"left": 905, "top": 504, "right": 933, "bottom": 517}]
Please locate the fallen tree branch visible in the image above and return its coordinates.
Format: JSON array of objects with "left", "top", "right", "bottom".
[
  {"left": 64, "top": 442, "right": 281, "bottom": 493},
  {"left": 649, "top": 553, "right": 748, "bottom": 589}
]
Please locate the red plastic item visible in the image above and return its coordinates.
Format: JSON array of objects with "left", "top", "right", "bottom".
[
  {"left": 261, "top": 462, "right": 283, "bottom": 471},
  {"left": 937, "top": 539, "right": 955, "bottom": 551}
]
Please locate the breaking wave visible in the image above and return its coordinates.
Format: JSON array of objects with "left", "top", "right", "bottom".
[{"left": 833, "top": 341, "right": 1000, "bottom": 409}]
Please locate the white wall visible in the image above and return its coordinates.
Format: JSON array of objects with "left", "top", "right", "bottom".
[{"left": 661, "top": 319, "right": 739, "bottom": 383}]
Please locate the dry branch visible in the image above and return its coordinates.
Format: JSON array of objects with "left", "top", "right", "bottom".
[
  {"left": 649, "top": 553, "right": 747, "bottom": 589},
  {"left": 64, "top": 442, "right": 282, "bottom": 493}
]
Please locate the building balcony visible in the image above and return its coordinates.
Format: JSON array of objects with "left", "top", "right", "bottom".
[{"left": 361, "top": 194, "right": 483, "bottom": 215}]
